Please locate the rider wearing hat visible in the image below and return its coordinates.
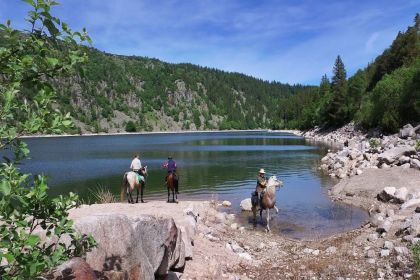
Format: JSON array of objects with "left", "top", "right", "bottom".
[
  {"left": 256, "top": 168, "right": 268, "bottom": 203},
  {"left": 163, "top": 156, "right": 179, "bottom": 194}
]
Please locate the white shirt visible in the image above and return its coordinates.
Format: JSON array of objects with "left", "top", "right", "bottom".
[{"left": 130, "top": 158, "right": 142, "bottom": 171}]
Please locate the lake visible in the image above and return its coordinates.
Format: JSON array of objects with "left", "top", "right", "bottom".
[{"left": 20, "top": 131, "right": 367, "bottom": 239}]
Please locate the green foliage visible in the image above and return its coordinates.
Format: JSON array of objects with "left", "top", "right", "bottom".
[
  {"left": 125, "top": 120, "right": 137, "bottom": 132},
  {"left": 357, "top": 59, "right": 420, "bottom": 132},
  {"left": 368, "top": 138, "right": 381, "bottom": 149},
  {"left": 412, "top": 241, "right": 420, "bottom": 271},
  {"left": 415, "top": 140, "right": 420, "bottom": 152},
  {"left": 0, "top": 1, "right": 95, "bottom": 278}
]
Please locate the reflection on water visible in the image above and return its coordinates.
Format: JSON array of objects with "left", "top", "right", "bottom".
[{"left": 19, "top": 131, "right": 368, "bottom": 239}]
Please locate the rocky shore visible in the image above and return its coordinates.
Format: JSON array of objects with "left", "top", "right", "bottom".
[{"left": 55, "top": 123, "right": 420, "bottom": 280}]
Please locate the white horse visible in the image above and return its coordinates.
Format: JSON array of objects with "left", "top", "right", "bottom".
[
  {"left": 120, "top": 166, "right": 148, "bottom": 203},
  {"left": 252, "top": 176, "right": 283, "bottom": 231}
]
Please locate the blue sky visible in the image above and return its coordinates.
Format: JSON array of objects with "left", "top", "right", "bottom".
[{"left": 0, "top": 0, "right": 418, "bottom": 85}]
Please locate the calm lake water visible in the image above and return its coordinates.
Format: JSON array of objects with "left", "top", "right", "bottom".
[{"left": 20, "top": 131, "right": 367, "bottom": 239}]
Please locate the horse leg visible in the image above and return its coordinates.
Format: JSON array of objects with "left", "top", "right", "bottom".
[
  {"left": 260, "top": 208, "right": 263, "bottom": 222},
  {"left": 128, "top": 190, "right": 134, "bottom": 204},
  {"left": 172, "top": 188, "right": 175, "bottom": 203},
  {"left": 135, "top": 187, "right": 139, "bottom": 203},
  {"left": 167, "top": 187, "right": 170, "bottom": 203},
  {"left": 140, "top": 184, "right": 145, "bottom": 203},
  {"left": 252, "top": 206, "right": 257, "bottom": 228},
  {"left": 274, "top": 205, "right": 279, "bottom": 214},
  {"left": 266, "top": 209, "right": 270, "bottom": 232}
]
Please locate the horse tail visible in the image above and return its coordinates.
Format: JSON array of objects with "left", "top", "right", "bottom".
[{"left": 121, "top": 172, "right": 128, "bottom": 202}]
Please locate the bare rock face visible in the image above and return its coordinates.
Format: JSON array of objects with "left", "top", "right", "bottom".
[{"left": 73, "top": 214, "right": 185, "bottom": 279}]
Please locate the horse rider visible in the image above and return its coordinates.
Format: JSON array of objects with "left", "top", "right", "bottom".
[
  {"left": 130, "top": 154, "right": 143, "bottom": 176},
  {"left": 163, "top": 156, "right": 179, "bottom": 194},
  {"left": 256, "top": 168, "right": 268, "bottom": 205}
]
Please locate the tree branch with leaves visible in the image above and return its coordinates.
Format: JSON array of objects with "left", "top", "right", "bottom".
[{"left": 0, "top": 0, "right": 95, "bottom": 278}]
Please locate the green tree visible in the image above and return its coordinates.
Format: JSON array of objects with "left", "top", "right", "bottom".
[
  {"left": 125, "top": 120, "right": 137, "bottom": 132},
  {"left": 327, "top": 55, "right": 348, "bottom": 125},
  {"left": 347, "top": 69, "right": 367, "bottom": 119},
  {"left": 0, "top": 1, "right": 95, "bottom": 278}
]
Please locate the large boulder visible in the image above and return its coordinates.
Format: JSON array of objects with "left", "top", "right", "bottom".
[
  {"left": 240, "top": 198, "right": 252, "bottom": 211},
  {"left": 399, "top": 124, "right": 418, "bottom": 139},
  {"left": 401, "top": 199, "right": 420, "bottom": 210},
  {"left": 73, "top": 214, "right": 185, "bottom": 279},
  {"left": 378, "top": 146, "right": 416, "bottom": 165}
]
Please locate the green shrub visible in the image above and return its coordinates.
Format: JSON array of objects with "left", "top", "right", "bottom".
[
  {"left": 125, "top": 120, "right": 137, "bottom": 132},
  {"left": 369, "top": 138, "right": 381, "bottom": 149},
  {"left": 412, "top": 241, "right": 420, "bottom": 271},
  {"left": 414, "top": 140, "right": 420, "bottom": 152}
]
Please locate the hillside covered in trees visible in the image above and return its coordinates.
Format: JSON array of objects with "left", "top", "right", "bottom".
[
  {"left": 1, "top": 15, "right": 418, "bottom": 134},
  {"left": 296, "top": 14, "right": 420, "bottom": 132},
  {"left": 53, "top": 50, "right": 319, "bottom": 133}
]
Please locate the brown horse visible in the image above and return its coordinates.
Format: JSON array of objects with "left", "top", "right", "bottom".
[
  {"left": 121, "top": 166, "right": 148, "bottom": 203},
  {"left": 166, "top": 172, "right": 177, "bottom": 203},
  {"left": 252, "top": 176, "right": 282, "bottom": 231}
]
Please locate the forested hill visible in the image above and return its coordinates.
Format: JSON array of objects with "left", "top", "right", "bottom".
[
  {"left": 295, "top": 14, "right": 420, "bottom": 132},
  {"left": 52, "top": 48, "right": 317, "bottom": 133},
  {"left": 56, "top": 13, "right": 419, "bottom": 134},
  {"left": 1, "top": 14, "right": 418, "bottom": 134}
]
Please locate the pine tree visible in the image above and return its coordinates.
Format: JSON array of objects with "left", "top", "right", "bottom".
[{"left": 329, "top": 55, "right": 348, "bottom": 125}]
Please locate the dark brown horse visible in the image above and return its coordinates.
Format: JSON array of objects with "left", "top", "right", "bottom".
[
  {"left": 166, "top": 172, "right": 178, "bottom": 203},
  {"left": 121, "top": 166, "right": 148, "bottom": 203},
  {"left": 252, "top": 176, "right": 282, "bottom": 231}
]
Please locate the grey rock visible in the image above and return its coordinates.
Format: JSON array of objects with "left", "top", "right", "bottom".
[
  {"left": 377, "top": 219, "right": 392, "bottom": 233},
  {"left": 73, "top": 214, "right": 185, "bottom": 279},
  {"left": 367, "top": 233, "right": 379, "bottom": 242},
  {"left": 399, "top": 124, "right": 415, "bottom": 139},
  {"left": 384, "top": 241, "right": 394, "bottom": 250},
  {"left": 394, "top": 246, "right": 410, "bottom": 256},
  {"left": 229, "top": 241, "right": 245, "bottom": 254},
  {"left": 356, "top": 169, "right": 363, "bottom": 175},
  {"left": 411, "top": 159, "right": 420, "bottom": 170},
  {"left": 380, "top": 249, "right": 390, "bottom": 257},
  {"left": 377, "top": 187, "right": 396, "bottom": 202},
  {"left": 222, "top": 200, "right": 232, "bottom": 207},
  {"left": 394, "top": 187, "right": 409, "bottom": 203},
  {"left": 238, "top": 252, "right": 252, "bottom": 261},
  {"left": 366, "top": 250, "right": 376, "bottom": 258},
  {"left": 240, "top": 198, "right": 252, "bottom": 211},
  {"left": 54, "top": 257, "right": 97, "bottom": 280},
  {"left": 370, "top": 214, "right": 385, "bottom": 227},
  {"left": 408, "top": 214, "right": 420, "bottom": 237},
  {"left": 399, "top": 155, "right": 411, "bottom": 164},
  {"left": 401, "top": 163, "right": 411, "bottom": 168},
  {"left": 303, "top": 248, "right": 314, "bottom": 254},
  {"left": 378, "top": 146, "right": 416, "bottom": 165},
  {"left": 325, "top": 246, "right": 337, "bottom": 255},
  {"left": 401, "top": 199, "right": 420, "bottom": 210}
]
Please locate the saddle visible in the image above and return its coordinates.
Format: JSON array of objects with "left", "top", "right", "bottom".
[{"left": 136, "top": 174, "right": 145, "bottom": 184}]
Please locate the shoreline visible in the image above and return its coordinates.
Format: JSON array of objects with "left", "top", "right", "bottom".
[{"left": 19, "top": 128, "right": 298, "bottom": 139}]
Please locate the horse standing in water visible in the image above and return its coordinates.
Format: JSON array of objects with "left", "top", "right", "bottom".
[
  {"left": 252, "top": 176, "right": 282, "bottom": 231},
  {"left": 121, "top": 166, "right": 148, "bottom": 203},
  {"left": 166, "top": 172, "right": 177, "bottom": 203}
]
